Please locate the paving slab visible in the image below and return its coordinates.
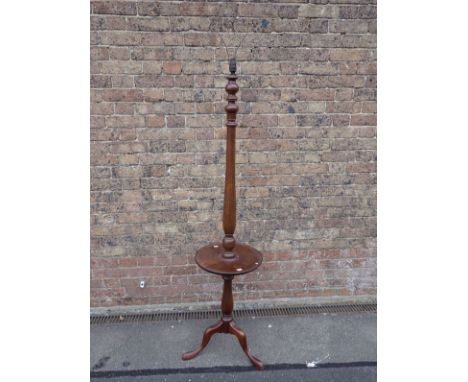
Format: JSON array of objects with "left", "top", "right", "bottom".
[{"left": 91, "top": 312, "right": 376, "bottom": 381}]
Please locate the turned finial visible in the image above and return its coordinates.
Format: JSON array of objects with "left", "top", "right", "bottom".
[{"left": 229, "top": 58, "right": 236, "bottom": 74}]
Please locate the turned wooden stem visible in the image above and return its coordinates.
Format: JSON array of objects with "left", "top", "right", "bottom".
[
  {"left": 222, "top": 60, "right": 239, "bottom": 258},
  {"left": 221, "top": 275, "right": 234, "bottom": 319}
]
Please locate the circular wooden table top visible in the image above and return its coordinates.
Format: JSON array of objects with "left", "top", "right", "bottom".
[{"left": 195, "top": 242, "right": 263, "bottom": 276}]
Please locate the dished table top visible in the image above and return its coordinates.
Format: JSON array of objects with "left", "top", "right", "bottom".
[{"left": 195, "top": 242, "right": 263, "bottom": 276}]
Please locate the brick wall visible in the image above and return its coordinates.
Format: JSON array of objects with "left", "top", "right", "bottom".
[{"left": 90, "top": 0, "right": 377, "bottom": 308}]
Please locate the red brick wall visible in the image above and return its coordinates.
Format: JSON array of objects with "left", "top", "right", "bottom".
[{"left": 90, "top": 0, "right": 377, "bottom": 308}]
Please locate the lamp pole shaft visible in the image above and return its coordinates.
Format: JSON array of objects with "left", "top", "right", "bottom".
[{"left": 222, "top": 61, "right": 239, "bottom": 256}]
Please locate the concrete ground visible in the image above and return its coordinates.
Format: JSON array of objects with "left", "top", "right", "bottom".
[{"left": 91, "top": 311, "right": 376, "bottom": 381}]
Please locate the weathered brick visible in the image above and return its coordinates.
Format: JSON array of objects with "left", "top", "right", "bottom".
[
  {"left": 280, "top": 62, "right": 339, "bottom": 75},
  {"left": 91, "top": 47, "right": 109, "bottom": 61},
  {"left": 330, "top": 48, "right": 376, "bottom": 61},
  {"left": 339, "top": 6, "right": 377, "bottom": 19},
  {"left": 350, "top": 114, "right": 377, "bottom": 126},
  {"left": 241, "top": 115, "right": 278, "bottom": 128},
  {"left": 357, "top": 62, "right": 377, "bottom": 75},
  {"left": 96, "top": 89, "right": 143, "bottom": 102},
  {"left": 91, "top": 75, "right": 111, "bottom": 88},
  {"left": 92, "top": 1, "right": 136, "bottom": 16},
  {"left": 145, "top": 115, "right": 165, "bottom": 128},
  {"left": 140, "top": 32, "right": 183, "bottom": 46},
  {"left": 241, "top": 62, "right": 280, "bottom": 75},
  {"left": 143, "top": 89, "right": 164, "bottom": 102},
  {"left": 181, "top": 61, "right": 216, "bottom": 75},
  {"left": 329, "top": 20, "right": 373, "bottom": 34},
  {"left": 166, "top": 116, "right": 185, "bottom": 128},
  {"left": 346, "top": 163, "right": 376, "bottom": 173},
  {"left": 134, "top": 75, "right": 174, "bottom": 88},
  {"left": 91, "top": 102, "right": 113, "bottom": 116},
  {"left": 126, "top": 17, "right": 171, "bottom": 32},
  {"left": 297, "top": 115, "right": 333, "bottom": 127},
  {"left": 169, "top": 3, "right": 237, "bottom": 17},
  {"left": 91, "top": 31, "right": 142, "bottom": 46},
  {"left": 184, "top": 33, "right": 221, "bottom": 47},
  {"left": 282, "top": 88, "right": 334, "bottom": 102},
  {"left": 238, "top": 3, "right": 278, "bottom": 17},
  {"left": 111, "top": 75, "right": 134, "bottom": 88},
  {"left": 114, "top": 102, "right": 135, "bottom": 115},
  {"left": 186, "top": 115, "right": 223, "bottom": 128},
  {"left": 91, "top": 61, "right": 142, "bottom": 74},
  {"left": 91, "top": 15, "right": 128, "bottom": 31},
  {"left": 298, "top": 5, "right": 339, "bottom": 18},
  {"left": 142, "top": 62, "right": 162, "bottom": 74},
  {"left": 137, "top": 2, "right": 161, "bottom": 16},
  {"left": 106, "top": 116, "right": 144, "bottom": 128},
  {"left": 162, "top": 61, "right": 182, "bottom": 74},
  {"left": 278, "top": 5, "right": 299, "bottom": 19},
  {"left": 131, "top": 47, "right": 172, "bottom": 61},
  {"left": 307, "top": 19, "right": 329, "bottom": 33},
  {"left": 302, "top": 34, "right": 376, "bottom": 48},
  {"left": 359, "top": 101, "right": 377, "bottom": 114},
  {"left": 109, "top": 47, "right": 130, "bottom": 60},
  {"left": 332, "top": 114, "right": 351, "bottom": 127}
]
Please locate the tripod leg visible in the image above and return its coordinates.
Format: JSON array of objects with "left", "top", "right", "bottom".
[
  {"left": 228, "top": 321, "right": 264, "bottom": 370},
  {"left": 182, "top": 320, "right": 224, "bottom": 361}
]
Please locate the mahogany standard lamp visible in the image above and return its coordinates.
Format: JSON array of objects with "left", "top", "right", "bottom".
[{"left": 181, "top": 58, "right": 264, "bottom": 370}]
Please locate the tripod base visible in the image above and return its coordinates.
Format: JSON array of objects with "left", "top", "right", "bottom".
[
  {"left": 183, "top": 248, "right": 264, "bottom": 370},
  {"left": 182, "top": 317, "right": 264, "bottom": 370}
]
